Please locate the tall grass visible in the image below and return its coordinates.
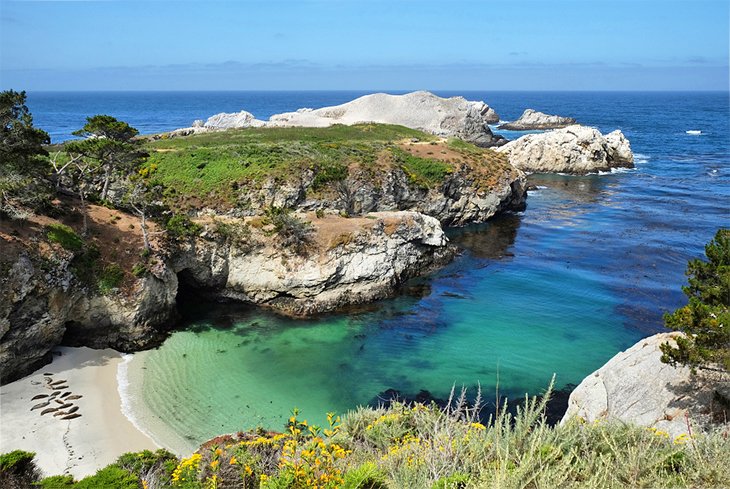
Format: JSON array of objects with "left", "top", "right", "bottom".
[{"left": 9, "top": 383, "right": 730, "bottom": 488}]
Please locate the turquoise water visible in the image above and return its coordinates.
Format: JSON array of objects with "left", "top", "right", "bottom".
[{"left": 35, "top": 90, "right": 724, "bottom": 453}]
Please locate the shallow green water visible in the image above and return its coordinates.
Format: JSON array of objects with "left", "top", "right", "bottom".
[{"left": 127, "top": 208, "right": 639, "bottom": 453}]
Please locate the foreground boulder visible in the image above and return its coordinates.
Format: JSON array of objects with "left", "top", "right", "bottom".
[
  {"left": 562, "top": 333, "right": 723, "bottom": 438},
  {"left": 497, "top": 109, "right": 576, "bottom": 130},
  {"left": 169, "top": 91, "right": 505, "bottom": 147},
  {"left": 497, "top": 124, "right": 634, "bottom": 174}
]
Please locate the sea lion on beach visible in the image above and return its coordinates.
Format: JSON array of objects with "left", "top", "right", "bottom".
[
  {"left": 54, "top": 399, "right": 66, "bottom": 405},
  {"left": 61, "top": 392, "right": 71, "bottom": 398},
  {"left": 51, "top": 380, "right": 67, "bottom": 386},
  {"left": 43, "top": 372, "right": 54, "bottom": 376},
  {"left": 53, "top": 410, "right": 69, "bottom": 417},
  {"left": 30, "top": 401, "right": 50, "bottom": 411},
  {"left": 49, "top": 391, "right": 59, "bottom": 398},
  {"left": 31, "top": 394, "right": 49, "bottom": 400},
  {"left": 65, "top": 406, "right": 79, "bottom": 414},
  {"left": 51, "top": 385, "right": 69, "bottom": 390},
  {"left": 61, "top": 413, "right": 81, "bottom": 420},
  {"left": 66, "top": 395, "right": 83, "bottom": 400},
  {"left": 41, "top": 407, "right": 58, "bottom": 416},
  {"left": 58, "top": 403, "right": 73, "bottom": 409}
]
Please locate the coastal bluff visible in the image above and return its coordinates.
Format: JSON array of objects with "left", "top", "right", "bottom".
[
  {"left": 562, "top": 333, "right": 725, "bottom": 437},
  {"left": 497, "top": 124, "right": 634, "bottom": 174},
  {"left": 170, "top": 91, "right": 505, "bottom": 147}
]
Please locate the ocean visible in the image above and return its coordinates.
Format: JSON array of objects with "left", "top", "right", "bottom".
[{"left": 26, "top": 91, "right": 730, "bottom": 454}]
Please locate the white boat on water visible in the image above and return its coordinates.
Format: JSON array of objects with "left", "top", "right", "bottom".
[{"left": 686, "top": 130, "right": 702, "bottom": 135}]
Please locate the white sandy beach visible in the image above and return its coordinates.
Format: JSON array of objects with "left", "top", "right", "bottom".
[{"left": 0, "top": 347, "right": 158, "bottom": 479}]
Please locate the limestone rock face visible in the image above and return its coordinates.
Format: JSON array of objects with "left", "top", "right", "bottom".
[
  {"left": 168, "top": 91, "right": 505, "bottom": 147},
  {"left": 561, "top": 333, "right": 718, "bottom": 438},
  {"left": 497, "top": 125, "right": 634, "bottom": 174},
  {"left": 171, "top": 211, "right": 453, "bottom": 316},
  {"left": 497, "top": 109, "right": 576, "bottom": 130},
  {"left": 234, "top": 165, "right": 526, "bottom": 227}
]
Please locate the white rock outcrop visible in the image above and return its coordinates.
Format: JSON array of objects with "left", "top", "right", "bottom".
[
  {"left": 167, "top": 91, "right": 504, "bottom": 147},
  {"left": 497, "top": 124, "right": 634, "bottom": 174},
  {"left": 497, "top": 109, "right": 576, "bottom": 130},
  {"left": 174, "top": 211, "right": 452, "bottom": 316},
  {"left": 561, "top": 333, "right": 718, "bottom": 438}
]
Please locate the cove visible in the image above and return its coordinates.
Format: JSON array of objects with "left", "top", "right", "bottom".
[{"left": 126, "top": 177, "right": 647, "bottom": 454}]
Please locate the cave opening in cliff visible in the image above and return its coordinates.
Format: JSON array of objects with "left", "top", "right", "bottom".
[{"left": 175, "top": 268, "right": 206, "bottom": 308}]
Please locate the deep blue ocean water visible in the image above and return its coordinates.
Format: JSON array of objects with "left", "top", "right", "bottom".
[{"left": 27, "top": 91, "right": 730, "bottom": 452}]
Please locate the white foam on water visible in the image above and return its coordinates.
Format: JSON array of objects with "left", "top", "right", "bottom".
[
  {"left": 634, "top": 153, "right": 650, "bottom": 164},
  {"left": 117, "top": 353, "right": 161, "bottom": 448},
  {"left": 685, "top": 130, "right": 702, "bottom": 135}
]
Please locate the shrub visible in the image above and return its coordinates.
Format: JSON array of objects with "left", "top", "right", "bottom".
[
  {"left": 74, "top": 465, "right": 139, "bottom": 489},
  {"left": 263, "top": 207, "right": 314, "bottom": 255},
  {"left": 46, "top": 223, "right": 84, "bottom": 252},
  {"left": 0, "top": 450, "right": 40, "bottom": 489},
  {"left": 37, "top": 474, "right": 75, "bottom": 488},
  {"left": 131, "top": 262, "right": 148, "bottom": 278},
  {"left": 98, "top": 263, "right": 124, "bottom": 294},
  {"left": 165, "top": 214, "right": 202, "bottom": 240},
  {"left": 661, "top": 228, "right": 730, "bottom": 372},
  {"left": 390, "top": 147, "right": 452, "bottom": 188}
]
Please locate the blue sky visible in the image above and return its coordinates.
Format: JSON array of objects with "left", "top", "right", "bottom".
[{"left": 1, "top": 0, "right": 728, "bottom": 91}]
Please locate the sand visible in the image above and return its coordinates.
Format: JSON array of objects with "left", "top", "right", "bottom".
[{"left": 0, "top": 347, "right": 158, "bottom": 479}]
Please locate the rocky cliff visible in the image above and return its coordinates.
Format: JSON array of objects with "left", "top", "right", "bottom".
[
  {"left": 562, "top": 333, "right": 726, "bottom": 437},
  {"left": 169, "top": 91, "right": 505, "bottom": 147},
  {"left": 171, "top": 211, "right": 453, "bottom": 316},
  {"left": 497, "top": 109, "right": 576, "bottom": 130},
  {"left": 0, "top": 207, "right": 453, "bottom": 383},
  {"left": 496, "top": 125, "right": 634, "bottom": 174},
  {"left": 231, "top": 146, "right": 527, "bottom": 227}
]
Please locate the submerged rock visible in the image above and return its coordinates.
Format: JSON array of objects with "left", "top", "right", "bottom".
[
  {"left": 497, "top": 124, "right": 634, "bottom": 174},
  {"left": 497, "top": 109, "right": 576, "bottom": 130},
  {"left": 561, "top": 333, "right": 723, "bottom": 438}
]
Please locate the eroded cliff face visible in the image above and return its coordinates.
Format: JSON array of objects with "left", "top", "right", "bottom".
[
  {"left": 0, "top": 209, "right": 453, "bottom": 383},
  {"left": 0, "top": 250, "right": 177, "bottom": 384},
  {"left": 171, "top": 211, "right": 453, "bottom": 316},
  {"left": 233, "top": 155, "right": 527, "bottom": 227}
]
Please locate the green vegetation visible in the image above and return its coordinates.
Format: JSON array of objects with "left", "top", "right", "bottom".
[
  {"left": 144, "top": 124, "right": 436, "bottom": 206},
  {"left": 46, "top": 223, "right": 84, "bottom": 252},
  {"left": 390, "top": 147, "right": 453, "bottom": 188},
  {"left": 661, "top": 228, "right": 730, "bottom": 372},
  {"left": 98, "top": 263, "right": 124, "bottom": 294},
  {"left": 0, "top": 90, "right": 51, "bottom": 218},
  {"left": 0, "top": 450, "right": 40, "bottom": 489},
  {"left": 263, "top": 207, "right": 314, "bottom": 255},
  {"left": 9, "top": 387, "right": 729, "bottom": 489},
  {"left": 165, "top": 214, "right": 203, "bottom": 240}
]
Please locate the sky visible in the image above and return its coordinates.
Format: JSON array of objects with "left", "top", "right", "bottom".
[{"left": 0, "top": 0, "right": 728, "bottom": 91}]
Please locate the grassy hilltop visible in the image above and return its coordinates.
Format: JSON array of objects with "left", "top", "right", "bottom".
[{"left": 143, "top": 123, "right": 512, "bottom": 210}]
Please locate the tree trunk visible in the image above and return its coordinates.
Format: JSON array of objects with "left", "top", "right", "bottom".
[
  {"left": 101, "top": 164, "right": 111, "bottom": 202},
  {"left": 80, "top": 191, "right": 88, "bottom": 236},
  {"left": 140, "top": 212, "right": 150, "bottom": 251}
]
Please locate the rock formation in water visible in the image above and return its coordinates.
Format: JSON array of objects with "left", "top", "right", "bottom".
[
  {"left": 172, "top": 211, "right": 453, "bottom": 316},
  {"left": 168, "top": 91, "right": 505, "bottom": 147},
  {"left": 497, "top": 109, "right": 576, "bottom": 130},
  {"left": 561, "top": 332, "right": 725, "bottom": 437},
  {"left": 496, "top": 125, "right": 634, "bottom": 174}
]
